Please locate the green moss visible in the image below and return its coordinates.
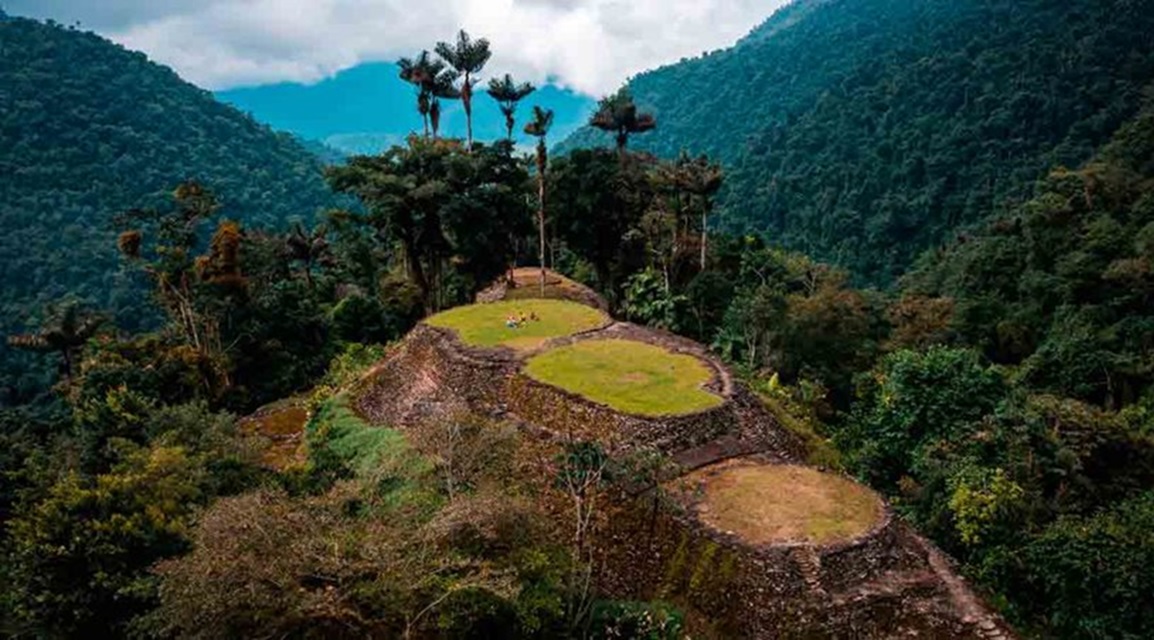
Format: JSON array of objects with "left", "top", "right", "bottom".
[
  {"left": 425, "top": 299, "right": 607, "bottom": 350},
  {"left": 523, "top": 339, "right": 723, "bottom": 417},
  {"left": 687, "top": 540, "right": 719, "bottom": 597},
  {"left": 757, "top": 390, "right": 843, "bottom": 470},
  {"left": 660, "top": 532, "right": 692, "bottom": 598}
]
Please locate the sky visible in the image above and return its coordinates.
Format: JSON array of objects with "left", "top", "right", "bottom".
[{"left": 5, "top": 0, "right": 786, "bottom": 95}]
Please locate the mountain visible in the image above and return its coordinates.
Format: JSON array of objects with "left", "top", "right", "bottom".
[
  {"left": 0, "top": 16, "right": 340, "bottom": 402},
  {"left": 558, "top": 0, "right": 1154, "bottom": 285},
  {"left": 217, "top": 62, "right": 596, "bottom": 154}
]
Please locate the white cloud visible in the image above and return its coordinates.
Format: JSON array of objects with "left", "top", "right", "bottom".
[{"left": 6, "top": 0, "right": 785, "bottom": 95}]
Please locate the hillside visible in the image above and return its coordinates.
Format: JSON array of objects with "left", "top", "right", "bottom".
[
  {"left": 0, "top": 17, "right": 339, "bottom": 401},
  {"left": 902, "top": 99, "right": 1154, "bottom": 407},
  {"left": 217, "top": 62, "right": 596, "bottom": 154},
  {"left": 558, "top": 0, "right": 1154, "bottom": 284}
]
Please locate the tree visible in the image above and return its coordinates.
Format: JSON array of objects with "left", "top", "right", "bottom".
[
  {"left": 116, "top": 182, "right": 240, "bottom": 395},
  {"left": 7, "top": 301, "right": 104, "bottom": 383},
  {"left": 673, "top": 152, "right": 723, "bottom": 269},
  {"left": 284, "top": 222, "right": 332, "bottom": 289},
  {"left": 435, "top": 30, "right": 492, "bottom": 151},
  {"left": 589, "top": 88, "right": 656, "bottom": 160},
  {"left": 549, "top": 148, "right": 651, "bottom": 296},
  {"left": 398, "top": 51, "right": 451, "bottom": 137},
  {"left": 428, "top": 67, "right": 461, "bottom": 140},
  {"left": 554, "top": 440, "right": 610, "bottom": 635},
  {"left": 487, "top": 74, "right": 536, "bottom": 140},
  {"left": 524, "top": 106, "right": 555, "bottom": 293},
  {"left": 326, "top": 138, "right": 531, "bottom": 312}
]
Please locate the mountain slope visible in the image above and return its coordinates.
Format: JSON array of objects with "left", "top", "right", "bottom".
[
  {"left": 559, "top": 0, "right": 1154, "bottom": 284},
  {"left": 0, "top": 17, "right": 339, "bottom": 401},
  {"left": 217, "top": 62, "right": 596, "bottom": 154}
]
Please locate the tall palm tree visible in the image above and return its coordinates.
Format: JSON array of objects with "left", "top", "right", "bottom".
[
  {"left": 524, "top": 106, "right": 555, "bottom": 293},
  {"left": 589, "top": 88, "right": 656, "bottom": 160},
  {"left": 487, "top": 74, "right": 536, "bottom": 140},
  {"left": 435, "top": 30, "right": 492, "bottom": 151},
  {"left": 398, "top": 51, "right": 448, "bottom": 137}
]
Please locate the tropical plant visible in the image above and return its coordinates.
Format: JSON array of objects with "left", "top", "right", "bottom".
[
  {"left": 672, "top": 152, "right": 723, "bottom": 269},
  {"left": 487, "top": 74, "right": 536, "bottom": 140},
  {"left": 589, "top": 88, "right": 656, "bottom": 160},
  {"left": 284, "top": 222, "right": 332, "bottom": 289},
  {"left": 525, "top": 106, "right": 555, "bottom": 292},
  {"left": 435, "top": 30, "right": 492, "bottom": 150},
  {"left": 398, "top": 50, "right": 454, "bottom": 137},
  {"left": 6, "top": 302, "right": 105, "bottom": 383}
]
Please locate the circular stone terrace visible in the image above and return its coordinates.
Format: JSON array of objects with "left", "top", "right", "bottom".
[
  {"left": 670, "top": 458, "right": 886, "bottom": 546},
  {"left": 425, "top": 298, "right": 728, "bottom": 418},
  {"left": 523, "top": 338, "right": 724, "bottom": 417},
  {"left": 425, "top": 298, "right": 610, "bottom": 353}
]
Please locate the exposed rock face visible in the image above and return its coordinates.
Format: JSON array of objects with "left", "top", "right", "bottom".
[{"left": 354, "top": 274, "right": 1015, "bottom": 639}]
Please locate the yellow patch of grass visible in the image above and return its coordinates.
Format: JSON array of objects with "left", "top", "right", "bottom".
[
  {"left": 523, "top": 339, "right": 723, "bottom": 416},
  {"left": 425, "top": 299, "right": 607, "bottom": 351},
  {"left": 680, "top": 463, "right": 883, "bottom": 545}
]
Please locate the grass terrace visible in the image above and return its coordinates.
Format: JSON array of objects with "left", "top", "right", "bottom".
[
  {"left": 676, "top": 462, "right": 884, "bottom": 545},
  {"left": 425, "top": 299, "right": 608, "bottom": 351},
  {"left": 523, "top": 338, "right": 723, "bottom": 416}
]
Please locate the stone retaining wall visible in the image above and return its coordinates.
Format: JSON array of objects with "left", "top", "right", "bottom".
[
  {"left": 597, "top": 491, "right": 976, "bottom": 638},
  {"left": 505, "top": 372, "right": 740, "bottom": 455},
  {"left": 353, "top": 317, "right": 1011, "bottom": 639}
]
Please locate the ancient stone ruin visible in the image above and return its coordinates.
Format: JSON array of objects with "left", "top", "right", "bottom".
[{"left": 353, "top": 272, "right": 1015, "bottom": 639}]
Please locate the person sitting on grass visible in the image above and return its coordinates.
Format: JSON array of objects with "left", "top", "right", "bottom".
[
  {"left": 529, "top": 311, "right": 540, "bottom": 322},
  {"left": 506, "top": 314, "right": 520, "bottom": 328}
]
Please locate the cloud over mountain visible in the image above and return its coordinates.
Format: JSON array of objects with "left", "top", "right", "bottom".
[{"left": 6, "top": 0, "right": 784, "bottom": 94}]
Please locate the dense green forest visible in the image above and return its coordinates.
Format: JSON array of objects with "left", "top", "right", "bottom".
[
  {"left": 0, "top": 16, "right": 340, "bottom": 404},
  {"left": 558, "top": 0, "right": 1154, "bottom": 284},
  {"left": 4, "top": 5, "right": 1154, "bottom": 639}
]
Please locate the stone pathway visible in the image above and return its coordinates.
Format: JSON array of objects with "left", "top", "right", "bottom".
[{"left": 914, "top": 535, "right": 1013, "bottom": 639}]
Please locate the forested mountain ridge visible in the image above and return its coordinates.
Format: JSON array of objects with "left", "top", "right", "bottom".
[
  {"left": 0, "top": 16, "right": 339, "bottom": 402},
  {"left": 558, "top": 0, "right": 1154, "bottom": 284}
]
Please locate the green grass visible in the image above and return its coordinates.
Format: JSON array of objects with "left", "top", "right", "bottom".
[
  {"left": 425, "top": 299, "right": 607, "bottom": 351},
  {"left": 523, "top": 339, "right": 723, "bottom": 416},
  {"left": 305, "top": 395, "right": 435, "bottom": 510}
]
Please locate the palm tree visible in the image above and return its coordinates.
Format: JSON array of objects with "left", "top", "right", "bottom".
[
  {"left": 435, "top": 30, "right": 492, "bottom": 151},
  {"left": 428, "top": 68, "right": 461, "bottom": 140},
  {"left": 398, "top": 51, "right": 448, "bottom": 137},
  {"left": 487, "top": 74, "right": 536, "bottom": 140},
  {"left": 285, "top": 222, "right": 332, "bottom": 289},
  {"left": 589, "top": 88, "right": 656, "bottom": 160},
  {"left": 524, "top": 106, "right": 555, "bottom": 293},
  {"left": 673, "top": 152, "right": 723, "bottom": 268},
  {"left": 7, "top": 302, "right": 104, "bottom": 383}
]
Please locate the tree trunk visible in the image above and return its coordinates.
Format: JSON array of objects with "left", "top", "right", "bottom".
[
  {"left": 463, "top": 75, "right": 474, "bottom": 151},
  {"left": 537, "top": 144, "right": 548, "bottom": 295},
  {"left": 701, "top": 208, "right": 708, "bottom": 270},
  {"left": 403, "top": 242, "right": 432, "bottom": 313}
]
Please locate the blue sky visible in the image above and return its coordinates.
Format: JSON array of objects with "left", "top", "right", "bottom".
[{"left": 5, "top": 0, "right": 785, "bottom": 95}]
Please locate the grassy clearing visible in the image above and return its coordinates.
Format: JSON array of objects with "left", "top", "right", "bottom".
[
  {"left": 682, "top": 463, "right": 882, "bottom": 545},
  {"left": 523, "top": 339, "right": 723, "bottom": 416},
  {"left": 426, "top": 299, "right": 607, "bottom": 351}
]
